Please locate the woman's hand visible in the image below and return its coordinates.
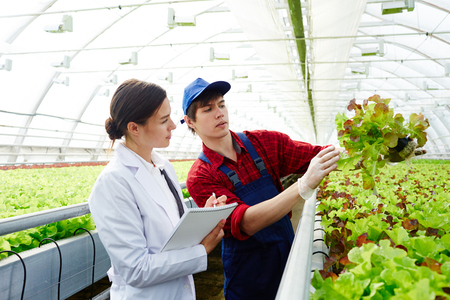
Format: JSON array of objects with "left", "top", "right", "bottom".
[
  {"left": 201, "top": 219, "right": 225, "bottom": 254},
  {"left": 204, "top": 194, "right": 227, "bottom": 208}
]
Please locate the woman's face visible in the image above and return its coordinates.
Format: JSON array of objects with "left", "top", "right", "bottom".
[{"left": 138, "top": 97, "right": 176, "bottom": 149}]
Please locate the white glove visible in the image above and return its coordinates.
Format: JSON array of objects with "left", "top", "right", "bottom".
[
  {"left": 297, "top": 146, "right": 340, "bottom": 200},
  {"left": 298, "top": 177, "right": 315, "bottom": 200}
]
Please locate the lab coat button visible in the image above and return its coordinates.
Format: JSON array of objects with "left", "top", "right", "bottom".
[{"left": 184, "top": 284, "right": 190, "bottom": 290}]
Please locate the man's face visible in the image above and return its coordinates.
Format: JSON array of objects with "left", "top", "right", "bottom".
[{"left": 187, "top": 96, "right": 229, "bottom": 140}]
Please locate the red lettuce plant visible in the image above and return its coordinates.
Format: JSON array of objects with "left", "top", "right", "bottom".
[{"left": 335, "top": 95, "right": 429, "bottom": 190}]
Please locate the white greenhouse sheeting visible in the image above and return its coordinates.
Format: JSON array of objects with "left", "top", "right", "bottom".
[{"left": 0, "top": 0, "right": 449, "bottom": 164}]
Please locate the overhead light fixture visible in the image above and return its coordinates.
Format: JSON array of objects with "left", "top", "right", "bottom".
[
  {"left": 53, "top": 77, "right": 69, "bottom": 86},
  {"left": 97, "top": 89, "right": 110, "bottom": 97},
  {"left": 238, "top": 84, "right": 252, "bottom": 93},
  {"left": 167, "top": 8, "right": 196, "bottom": 29},
  {"left": 210, "top": 48, "right": 230, "bottom": 62},
  {"left": 405, "top": 93, "right": 417, "bottom": 101},
  {"left": 361, "top": 40, "right": 384, "bottom": 57},
  {"left": 423, "top": 81, "right": 438, "bottom": 90},
  {"left": 118, "top": 52, "right": 138, "bottom": 65},
  {"left": 350, "top": 64, "right": 369, "bottom": 76},
  {"left": 445, "top": 63, "right": 450, "bottom": 77},
  {"left": 158, "top": 72, "right": 173, "bottom": 83},
  {"left": 103, "top": 74, "right": 118, "bottom": 85},
  {"left": 361, "top": 48, "right": 379, "bottom": 56},
  {"left": 51, "top": 55, "right": 70, "bottom": 68},
  {"left": 382, "top": 0, "right": 414, "bottom": 15},
  {"left": 0, "top": 59, "right": 12, "bottom": 71},
  {"left": 258, "top": 95, "right": 269, "bottom": 103},
  {"left": 44, "top": 15, "right": 73, "bottom": 33},
  {"left": 231, "top": 69, "right": 248, "bottom": 80}
]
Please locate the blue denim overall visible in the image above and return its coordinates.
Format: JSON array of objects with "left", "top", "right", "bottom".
[{"left": 198, "top": 133, "right": 294, "bottom": 300}]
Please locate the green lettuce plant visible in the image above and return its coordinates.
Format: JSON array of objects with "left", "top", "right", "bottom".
[{"left": 335, "top": 95, "right": 430, "bottom": 190}]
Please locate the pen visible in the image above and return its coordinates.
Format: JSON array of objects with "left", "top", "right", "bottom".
[{"left": 212, "top": 192, "right": 216, "bottom": 207}]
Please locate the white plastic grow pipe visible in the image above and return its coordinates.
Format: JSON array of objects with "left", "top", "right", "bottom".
[
  {"left": 0, "top": 183, "right": 187, "bottom": 237},
  {"left": 276, "top": 192, "right": 317, "bottom": 300},
  {"left": 0, "top": 203, "right": 90, "bottom": 236}
]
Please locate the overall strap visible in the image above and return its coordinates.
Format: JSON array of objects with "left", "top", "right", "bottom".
[
  {"left": 198, "top": 151, "right": 211, "bottom": 164},
  {"left": 197, "top": 132, "right": 267, "bottom": 189},
  {"left": 236, "top": 132, "right": 267, "bottom": 173},
  {"left": 198, "top": 150, "right": 242, "bottom": 188}
]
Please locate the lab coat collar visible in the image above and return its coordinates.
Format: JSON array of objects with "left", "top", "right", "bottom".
[{"left": 115, "top": 143, "right": 180, "bottom": 227}]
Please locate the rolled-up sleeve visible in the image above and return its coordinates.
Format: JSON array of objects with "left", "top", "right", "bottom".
[{"left": 187, "top": 165, "right": 252, "bottom": 241}]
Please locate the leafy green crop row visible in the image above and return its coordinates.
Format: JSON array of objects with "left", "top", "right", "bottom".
[
  {"left": 0, "top": 166, "right": 103, "bottom": 258},
  {"left": 312, "top": 162, "right": 450, "bottom": 299},
  {"left": 0, "top": 160, "right": 194, "bottom": 259}
]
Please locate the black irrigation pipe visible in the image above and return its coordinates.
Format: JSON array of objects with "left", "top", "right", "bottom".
[
  {"left": 2, "top": 229, "right": 105, "bottom": 300},
  {"left": 74, "top": 228, "right": 96, "bottom": 300},
  {"left": 312, "top": 238, "right": 329, "bottom": 249},
  {"left": 39, "top": 238, "right": 62, "bottom": 300},
  {"left": 312, "top": 251, "right": 330, "bottom": 259},
  {"left": 0, "top": 250, "right": 26, "bottom": 300}
]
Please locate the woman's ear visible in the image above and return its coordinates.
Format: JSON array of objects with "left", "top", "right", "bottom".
[
  {"left": 184, "top": 116, "right": 196, "bottom": 130},
  {"left": 127, "top": 122, "right": 140, "bottom": 137}
]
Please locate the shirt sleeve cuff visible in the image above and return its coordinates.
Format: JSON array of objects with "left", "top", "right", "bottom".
[
  {"left": 192, "top": 244, "right": 208, "bottom": 273},
  {"left": 230, "top": 204, "right": 251, "bottom": 241}
]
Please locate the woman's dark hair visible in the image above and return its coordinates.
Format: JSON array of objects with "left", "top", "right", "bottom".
[
  {"left": 186, "top": 90, "right": 224, "bottom": 135},
  {"left": 105, "top": 79, "right": 167, "bottom": 148}
]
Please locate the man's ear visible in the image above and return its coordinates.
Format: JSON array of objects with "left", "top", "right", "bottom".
[
  {"left": 127, "top": 122, "right": 140, "bottom": 137},
  {"left": 184, "top": 116, "right": 196, "bottom": 130}
]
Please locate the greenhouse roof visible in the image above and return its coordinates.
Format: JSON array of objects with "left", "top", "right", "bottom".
[{"left": 0, "top": 0, "right": 449, "bottom": 164}]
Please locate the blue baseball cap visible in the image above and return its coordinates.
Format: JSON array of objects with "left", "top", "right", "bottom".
[{"left": 182, "top": 78, "right": 231, "bottom": 116}]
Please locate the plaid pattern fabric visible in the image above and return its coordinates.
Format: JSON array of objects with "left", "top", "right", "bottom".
[{"left": 186, "top": 130, "right": 327, "bottom": 239}]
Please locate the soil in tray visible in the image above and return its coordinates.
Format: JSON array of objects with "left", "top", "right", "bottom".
[{"left": 67, "top": 241, "right": 225, "bottom": 300}]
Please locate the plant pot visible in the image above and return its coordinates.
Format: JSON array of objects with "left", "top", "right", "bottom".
[{"left": 393, "top": 137, "right": 410, "bottom": 152}]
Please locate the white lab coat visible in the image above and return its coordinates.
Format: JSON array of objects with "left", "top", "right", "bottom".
[{"left": 88, "top": 144, "right": 207, "bottom": 300}]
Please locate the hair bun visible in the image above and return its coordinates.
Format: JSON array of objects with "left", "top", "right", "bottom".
[{"left": 105, "top": 117, "right": 121, "bottom": 140}]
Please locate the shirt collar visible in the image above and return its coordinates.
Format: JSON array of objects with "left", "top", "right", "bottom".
[
  {"left": 120, "top": 143, "right": 166, "bottom": 171},
  {"left": 201, "top": 130, "right": 247, "bottom": 170}
]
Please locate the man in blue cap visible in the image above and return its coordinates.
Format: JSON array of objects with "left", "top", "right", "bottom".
[{"left": 182, "top": 78, "right": 341, "bottom": 299}]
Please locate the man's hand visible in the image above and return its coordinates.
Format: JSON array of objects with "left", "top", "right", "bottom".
[{"left": 302, "top": 146, "right": 341, "bottom": 190}]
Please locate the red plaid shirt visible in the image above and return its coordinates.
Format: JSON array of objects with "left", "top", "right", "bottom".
[{"left": 186, "top": 130, "right": 327, "bottom": 240}]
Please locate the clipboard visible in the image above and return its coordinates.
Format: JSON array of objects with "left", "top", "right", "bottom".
[{"left": 161, "top": 202, "right": 238, "bottom": 252}]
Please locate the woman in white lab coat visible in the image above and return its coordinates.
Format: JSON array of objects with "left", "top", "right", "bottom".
[{"left": 88, "top": 79, "right": 225, "bottom": 300}]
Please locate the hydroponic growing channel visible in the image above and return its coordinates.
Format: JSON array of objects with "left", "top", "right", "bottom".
[{"left": 310, "top": 161, "right": 450, "bottom": 299}]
